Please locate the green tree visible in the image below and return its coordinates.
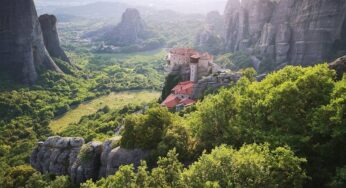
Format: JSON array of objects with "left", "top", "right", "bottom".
[{"left": 182, "top": 144, "right": 307, "bottom": 188}]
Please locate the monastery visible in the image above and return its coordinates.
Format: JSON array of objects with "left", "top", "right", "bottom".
[{"left": 162, "top": 48, "right": 215, "bottom": 110}]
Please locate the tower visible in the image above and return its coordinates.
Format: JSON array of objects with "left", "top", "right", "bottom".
[{"left": 190, "top": 55, "right": 199, "bottom": 82}]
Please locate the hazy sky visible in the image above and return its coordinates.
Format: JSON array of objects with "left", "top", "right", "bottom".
[{"left": 35, "top": 0, "right": 228, "bottom": 14}]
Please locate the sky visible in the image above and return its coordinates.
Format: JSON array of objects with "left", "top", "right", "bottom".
[{"left": 35, "top": 0, "right": 228, "bottom": 14}]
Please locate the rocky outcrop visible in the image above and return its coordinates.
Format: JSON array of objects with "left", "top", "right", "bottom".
[
  {"left": 31, "top": 136, "right": 148, "bottom": 184},
  {"left": 30, "top": 137, "right": 84, "bottom": 176},
  {"left": 196, "top": 11, "right": 225, "bottom": 54},
  {"left": 103, "top": 8, "right": 150, "bottom": 46},
  {"left": 113, "top": 8, "right": 144, "bottom": 45},
  {"left": 223, "top": 0, "right": 346, "bottom": 67},
  {"left": 70, "top": 141, "right": 103, "bottom": 183},
  {"left": 39, "top": 14, "right": 70, "bottom": 63},
  {"left": 104, "top": 147, "right": 149, "bottom": 177},
  {"left": 205, "top": 11, "right": 224, "bottom": 33},
  {"left": 329, "top": 56, "right": 346, "bottom": 80},
  {"left": 86, "top": 8, "right": 160, "bottom": 53},
  {"left": 0, "top": 0, "right": 62, "bottom": 84},
  {"left": 192, "top": 72, "right": 242, "bottom": 99}
]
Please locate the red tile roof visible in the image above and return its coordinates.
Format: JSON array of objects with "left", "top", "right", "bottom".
[
  {"left": 161, "top": 94, "right": 180, "bottom": 109},
  {"left": 172, "top": 81, "right": 194, "bottom": 95},
  {"left": 180, "top": 98, "right": 196, "bottom": 106}
]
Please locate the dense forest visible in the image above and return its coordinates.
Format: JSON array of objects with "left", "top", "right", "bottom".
[{"left": 1, "top": 0, "right": 346, "bottom": 188}]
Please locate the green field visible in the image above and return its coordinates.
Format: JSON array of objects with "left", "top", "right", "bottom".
[{"left": 50, "top": 90, "right": 160, "bottom": 133}]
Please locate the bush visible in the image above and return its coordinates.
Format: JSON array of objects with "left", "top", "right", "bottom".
[
  {"left": 120, "top": 107, "right": 173, "bottom": 150},
  {"left": 78, "top": 144, "right": 94, "bottom": 163}
]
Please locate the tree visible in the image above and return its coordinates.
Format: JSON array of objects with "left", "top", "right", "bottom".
[{"left": 182, "top": 144, "right": 307, "bottom": 188}]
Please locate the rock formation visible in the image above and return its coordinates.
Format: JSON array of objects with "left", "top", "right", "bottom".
[
  {"left": 39, "top": 14, "right": 70, "bottom": 63},
  {"left": 196, "top": 11, "right": 225, "bottom": 55},
  {"left": 30, "top": 137, "right": 84, "bottom": 176},
  {"left": 31, "top": 136, "right": 148, "bottom": 184},
  {"left": 85, "top": 8, "right": 160, "bottom": 53},
  {"left": 329, "top": 56, "right": 346, "bottom": 80},
  {"left": 0, "top": 0, "right": 62, "bottom": 84},
  {"left": 104, "top": 8, "right": 150, "bottom": 46},
  {"left": 192, "top": 72, "right": 242, "bottom": 99},
  {"left": 223, "top": 0, "right": 346, "bottom": 67}
]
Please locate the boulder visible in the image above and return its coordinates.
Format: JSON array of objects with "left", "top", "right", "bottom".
[
  {"left": 106, "top": 147, "right": 149, "bottom": 176},
  {"left": 329, "top": 56, "right": 346, "bottom": 80}
]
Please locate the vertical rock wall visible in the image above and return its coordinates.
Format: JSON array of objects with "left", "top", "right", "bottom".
[
  {"left": 31, "top": 136, "right": 148, "bottom": 184},
  {"left": 39, "top": 14, "right": 70, "bottom": 63},
  {"left": 223, "top": 0, "right": 346, "bottom": 67},
  {"left": 0, "top": 0, "right": 62, "bottom": 84}
]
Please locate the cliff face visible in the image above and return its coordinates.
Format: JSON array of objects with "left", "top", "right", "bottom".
[
  {"left": 196, "top": 11, "right": 225, "bottom": 54},
  {"left": 30, "top": 136, "right": 148, "bottom": 184},
  {"left": 224, "top": 0, "right": 346, "bottom": 67},
  {"left": 39, "top": 14, "right": 70, "bottom": 63},
  {"left": 0, "top": 0, "right": 62, "bottom": 84}
]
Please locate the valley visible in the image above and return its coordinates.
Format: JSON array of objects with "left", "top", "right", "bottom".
[
  {"left": 50, "top": 90, "right": 160, "bottom": 133},
  {"left": 1, "top": 0, "right": 346, "bottom": 188}
]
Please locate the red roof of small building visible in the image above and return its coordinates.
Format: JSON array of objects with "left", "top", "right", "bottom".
[
  {"left": 180, "top": 98, "right": 196, "bottom": 106},
  {"left": 161, "top": 94, "right": 181, "bottom": 109},
  {"left": 172, "top": 81, "right": 194, "bottom": 95}
]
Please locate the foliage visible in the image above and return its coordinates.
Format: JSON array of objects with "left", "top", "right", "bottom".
[
  {"left": 182, "top": 144, "right": 307, "bottom": 188},
  {"left": 215, "top": 52, "right": 253, "bottom": 71},
  {"left": 329, "top": 166, "right": 346, "bottom": 188},
  {"left": 78, "top": 144, "right": 94, "bottom": 163},
  {"left": 188, "top": 64, "right": 346, "bottom": 187},
  {"left": 0, "top": 49, "right": 164, "bottom": 187},
  {"left": 2, "top": 165, "right": 36, "bottom": 188},
  {"left": 160, "top": 73, "right": 182, "bottom": 102},
  {"left": 120, "top": 107, "right": 174, "bottom": 150},
  {"left": 81, "top": 145, "right": 306, "bottom": 188},
  {"left": 60, "top": 104, "right": 142, "bottom": 142}
]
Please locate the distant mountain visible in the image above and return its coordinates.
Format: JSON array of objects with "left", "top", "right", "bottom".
[
  {"left": 50, "top": 2, "right": 129, "bottom": 19},
  {"left": 36, "top": 0, "right": 228, "bottom": 15},
  {"left": 85, "top": 8, "right": 163, "bottom": 53}
]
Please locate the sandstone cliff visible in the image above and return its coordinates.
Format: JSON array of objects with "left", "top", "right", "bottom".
[
  {"left": 223, "top": 0, "right": 346, "bottom": 67},
  {"left": 39, "top": 14, "right": 70, "bottom": 63},
  {"left": 30, "top": 136, "right": 148, "bottom": 184},
  {"left": 0, "top": 0, "right": 62, "bottom": 84}
]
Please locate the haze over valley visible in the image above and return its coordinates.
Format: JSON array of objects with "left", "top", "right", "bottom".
[{"left": 0, "top": 0, "right": 345, "bottom": 188}]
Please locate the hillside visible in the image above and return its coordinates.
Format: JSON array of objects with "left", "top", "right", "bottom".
[{"left": 0, "top": 0, "right": 346, "bottom": 188}]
